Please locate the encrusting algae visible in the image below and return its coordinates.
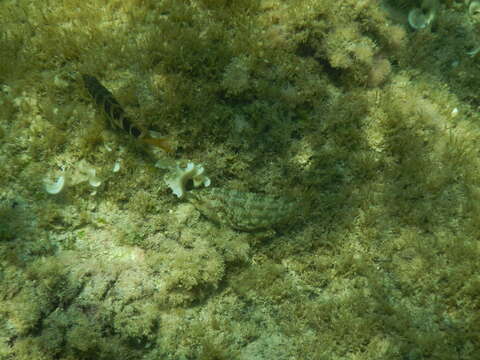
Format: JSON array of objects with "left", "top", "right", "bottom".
[{"left": 3, "top": 0, "right": 480, "bottom": 359}]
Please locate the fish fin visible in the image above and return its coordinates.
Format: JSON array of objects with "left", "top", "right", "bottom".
[{"left": 141, "top": 137, "right": 174, "bottom": 153}]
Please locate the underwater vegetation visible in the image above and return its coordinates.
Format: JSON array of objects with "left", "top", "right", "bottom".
[{"left": 1, "top": 0, "right": 480, "bottom": 359}]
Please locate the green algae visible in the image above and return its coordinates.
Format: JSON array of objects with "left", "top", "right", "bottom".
[{"left": 1, "top": 0, "right": 480, "bottom": 359}]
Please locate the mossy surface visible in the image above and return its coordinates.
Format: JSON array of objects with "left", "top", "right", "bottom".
[{"left": 1, "top": 0, "right": 480, "bottom": 359}]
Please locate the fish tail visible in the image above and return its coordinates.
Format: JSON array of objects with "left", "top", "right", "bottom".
[{"left": 141, "top": 136, "right": 174, "bottom": 153}]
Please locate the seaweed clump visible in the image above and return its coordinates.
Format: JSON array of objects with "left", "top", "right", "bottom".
[{"left": 1, "top": 0, "right": 480, "bottom": 359}]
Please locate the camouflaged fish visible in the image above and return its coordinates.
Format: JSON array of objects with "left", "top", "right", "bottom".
[
  {"left": 187, "top": 188, "right": 301, "bottom": 231},
  {"left": 82, "top": 74, "right": 172, "bottom": 152}
]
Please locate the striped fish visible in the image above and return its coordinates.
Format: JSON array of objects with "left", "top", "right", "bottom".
[{"left": 82, "top": 74, "right": 172, "bottom": 152}]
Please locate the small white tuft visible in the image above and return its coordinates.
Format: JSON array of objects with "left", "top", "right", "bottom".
[
  {"left": 44, "top": 175, "right": 66, "bottom": 194},
  {"left": 451, "top": 107, "right": 459, "bottom": 118},
  {"left": 113, "top": 160, "right": 121, "bottom": 173}
]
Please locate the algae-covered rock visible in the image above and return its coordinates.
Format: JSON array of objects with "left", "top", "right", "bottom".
[{"left": 2, "top": 0, "right": 480, "bottom": 359}]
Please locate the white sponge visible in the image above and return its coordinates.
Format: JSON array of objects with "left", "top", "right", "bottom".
[{"left": 164, "top": 162, "right": 211, "bottom": 198}]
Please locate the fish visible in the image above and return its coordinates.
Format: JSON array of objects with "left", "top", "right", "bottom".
[
  {"left": 187, "top": 188, "right": 300, "bottom": 231},
  {"left": 81, "top": 74, "right": 172, "bottom": 152}
]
